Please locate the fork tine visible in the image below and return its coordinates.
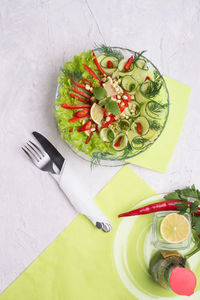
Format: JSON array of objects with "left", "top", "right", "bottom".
[
  {"left": 26, "top": 142, "right": 41, "bottom": 160},
  {"left": 29, "top": 141, "right": 44, "bottom": 157},
  {"left": 22, "top": 147, "right": 32, "bottom": 160},
  {"left": 24, "top": 145, "right": 39, "bottom": 162}
]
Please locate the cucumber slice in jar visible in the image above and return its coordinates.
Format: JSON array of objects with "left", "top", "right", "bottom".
[
  {"left": 100, "top": 56, "right": 119, "bottom": 68},
  {"left": 112, "top": 133, "right": 128, "bottom": 151},
  {"left": 132, "top": 59, "right": 148, "bottom": 83},
  {"left": 121, "top": 76, "right": 138, "bottom": 93},
  {"left": 100, "top": 128, "right": 115, "bottom": 142},
  {"left": 132, "top": 116, "right": 149, "bottom": 135}
]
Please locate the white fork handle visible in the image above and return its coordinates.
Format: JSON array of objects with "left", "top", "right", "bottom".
[{"left": 51, "top": 161, "right": 112, "bottom": 232}]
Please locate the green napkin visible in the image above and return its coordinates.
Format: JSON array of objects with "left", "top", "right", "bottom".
[
  {"left": 1, "top": 166, "right": 200, "bottom": 300},
  {"left": 126, "top": 77, "right": 191, "bottom": 173}
]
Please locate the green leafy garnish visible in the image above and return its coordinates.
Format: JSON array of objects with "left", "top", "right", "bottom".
[
  {"left": 148, "top": 119, "right": 162, "bottom": 131},
  {"left": 143, "top": 71, "right": 163, "bottom": 98},
  {"left": 96, "top": 44, "right": 124, "bottom": 60},
  {"left": 93, "top": 87, "right": 107, "bottom": 100},
  {"left": 61, "top": 69, "right": 82, "bottom": 82},
  {"left": 99, "top": 97, "right": 120, "bottom": 116},
  {"left": 133, "top": 50, "right": 147, "bottom": 65},
  {"left": 148, "top": 101, "right": 167, "bottom": 115}
]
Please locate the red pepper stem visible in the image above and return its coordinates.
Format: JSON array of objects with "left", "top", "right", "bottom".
[{"left": 118, "top": 200, "right": 184, "bottom": 218}]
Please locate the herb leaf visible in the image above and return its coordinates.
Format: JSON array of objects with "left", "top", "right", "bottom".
[
  {"left": 148, "top": 119, "right": 161, "bottom": 131},
  {"left": 99, "top": 97, "right": 120, "bottom": 116},
  {"left": 62, "top": 69, "right": 82, "bottom": 82},
  {"left": 97, "top": 44, "right": 124, "bottom": 60},
  {"left": 93, "top": 87, "right": 107, "bottom": 100},
  {"left": 105, "top": 101, "right": 120, "bottom": 116}
]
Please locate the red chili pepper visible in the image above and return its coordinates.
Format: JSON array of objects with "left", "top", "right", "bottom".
[
  {"left": 68, "top": 117, "right": 84, "bottom": 123},
  {"left": 118, "top": 100, "right": 128, "bottom": 113},
  {"left": 92, "top": 50, "right": 105, "bottom": 75},
  {"left": 69, "top": 128, "right": 74, "bottom": 132},
  {"left": 136, "top": 122, "right": 143, "bottom": 135},
  {"left": 114, "top": 136, "right": 122, "bottom": 147},
  {"left": 82, "top": 78, "right": 93, "bottom": 87},
  {"left": 101, "top": 115, "right": 115, "bottom": 128},
  {"left": 69, "top": 93, "right": 89, "bottom": 104},
  {"left": 118, "top": 200, "right": 184, "bottom": 218},
  {"left": 85, "top": 131, "right": 93, "bottom": 144},
  {"left": 83, "top": 64, "right": 102, "bottom": 86},
  {"left": 61, "top": 103, "right": 91, "bottom": 109},
  {"left": 74, "top": 109, "right": 90, "bottom": 118},
  {"left": 107, "top": 60, "right": 113, "bottom": 68},
  {"left": 77, "top": 120, "right": 93, "bottom": 132},
  {"left": 145, "top": 76, "right": 151, "bottom": 81},
  {"left": 71, "top": 87, "right": 91, "bottom": 99},
  {"left": 124, "top": 55, "right": 133, "bottom": 72},
  {"left": 71, "top": 78, "right": 90, "bottom": 92},
  {"left": 103, "top": 107, "right": 107, "bottom": 118}
]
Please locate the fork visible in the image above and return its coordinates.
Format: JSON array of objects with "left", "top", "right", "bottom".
[{"left": 22, "top": 141, "right": 59, "bottom": 174}]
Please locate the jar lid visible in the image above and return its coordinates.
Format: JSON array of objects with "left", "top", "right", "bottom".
[{"left": 169, "top": 267, "right": 197, "bottom": 296}]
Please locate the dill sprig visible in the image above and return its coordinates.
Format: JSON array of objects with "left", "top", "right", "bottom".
[
  {"left": 148, "top": 101, "right": 168, "bottom": 115},
  {"left": 148, "top": 119, "right": 162, "bottom": 131},
  {"left": 132, "top": 50, "right": 147, "bottom": 65},
  {"left": 96, "top": 44, "right": 124, "bottom": 60},
  {"left": 144, "top": 70, "right": 163, "bottom": 98},
  {"left": 61, "top": 68, "right": 82, "bottom": 82}
]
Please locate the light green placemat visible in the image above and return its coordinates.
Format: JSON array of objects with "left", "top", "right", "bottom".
[
  {"left": 126, "top": 77, "right": 191, "bottom": 173},
  {"left": 1, "top": 166, "right": 200, "bottom": 299},
  {"left": 0, "top": 166, "right": 156, "bottom": 300}
]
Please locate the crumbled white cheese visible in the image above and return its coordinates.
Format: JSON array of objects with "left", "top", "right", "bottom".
[
  {"left": 91, "top": 128, "right": 96, "bottom": 132},
  {"left": 122, "top": 95, "right": 128, "bottom": 100},
  {"left": 85, "top": 84, "right": 91, "bottom": 91},
  {"left": 106, "top": 117, "right": 110, "bottom": 122}
]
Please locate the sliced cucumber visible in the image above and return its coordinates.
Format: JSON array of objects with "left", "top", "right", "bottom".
[
  {"left": 101, "top": 67, "right": 116, "bottom": 76},
  {"left": 135, "top": 81, "right": 151, "bottom": 104},
  {"left": 131, "top": 136, "right": 148, "bottom": 149},
  {"left": 118, "top": 58, "right": 134, "bottom": 76},
  {"left": 132, "top": 116, "right": 149, "bottom": 135},
  {"left": 132, "top": 60, "right": 148, "bottom": 84},
  {"left": 100, "top": 128, "right": 115, "bottom": 142},
  {"left": 127, "top": 129, "right": 138, "bottom": 144},
  {"left": 142, "top": 129, "right": 157, "bottom": 140},
  {"left": 118, "top": 119, "right": 130, "bottom": 131},
  {"left": 135, "top": 59, "right": 148, "bottom": 70},
  {"left": 121, "top": 76, "right": 138, "bottom": 93},
  {"left": 100, "top": 56, "right": 119, "bottom": 68},
  {"left": 146, "top": 100, "right": 166, "bottom": 120},
  {"left": 97, "top": 55, "right": 105, "bottom": 64},
  {"left": 123, "top": 101, "right": 140, "bottom": 118},
  {"left": 112, "top": 133, "right": 128, "bottom": 151}
]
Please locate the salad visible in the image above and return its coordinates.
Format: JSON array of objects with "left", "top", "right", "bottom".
[{"left": 55, "top": 46, "right": 169, "bottom": 163}]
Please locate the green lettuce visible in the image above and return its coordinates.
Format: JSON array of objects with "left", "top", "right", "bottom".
[{"left": 54, "top": 50, "right": 112, "bottom": 157}]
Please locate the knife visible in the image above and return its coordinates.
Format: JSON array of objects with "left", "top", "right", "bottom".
[{"left": 32, "top": 131, "right": 112, "bottom": 232}]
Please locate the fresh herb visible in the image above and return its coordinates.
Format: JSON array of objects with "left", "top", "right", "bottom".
[
  {"left": 132, "top": 136, "right": 148, "bottom": 144},
  {"left": 99, "top": 97, "right": 120, "bottom": 116},
  {"left": 93, "top": 87, "right": 107, "bottom": 100},
  {"left": 143, "top": 70, "right": 163, "bottom": 98},
  {"left": 61, "top": 69, "right": 82, "bottom": 82},
  {"left": 148, "top": 119, "right": 162, "bottom": 131},
  {"left": 96, "top": 44, "right": 124, "bottom": 60},
  {"left": 132, "top": 50, "right": 147, "bottom": 65},
  {"left": 164, "top": 185, "right": 200, "bottom": 239},
  {"left": 148, "top": 101, "right": 167, "bottom": 115},
  {"left": 107, "top": 129, "right": 115, "bottom": 141}
]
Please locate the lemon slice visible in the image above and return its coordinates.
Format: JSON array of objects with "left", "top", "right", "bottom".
[
  {"left": 90, "top": 103, "right": 104, "bottom": 125},
  {"left": 160, "top": 213, "right": 190, "bottom": 244}
]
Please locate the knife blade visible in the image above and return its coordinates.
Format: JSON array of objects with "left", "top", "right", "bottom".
[{"left": 32, "top": 131, "right": 64, "bottom": 171}]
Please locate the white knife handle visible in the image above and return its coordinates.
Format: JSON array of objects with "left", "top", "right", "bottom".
[{"left": 53, "top": 162, "right": 112, "bottom": 232}]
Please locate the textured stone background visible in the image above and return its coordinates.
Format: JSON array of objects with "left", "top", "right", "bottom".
[{"left": 1, "top": 0, "right": 200, "bottom": 293}]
